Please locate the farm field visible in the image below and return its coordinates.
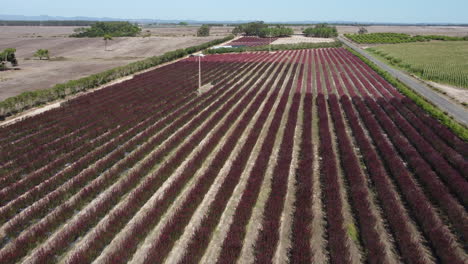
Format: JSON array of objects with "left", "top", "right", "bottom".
[
  {"left": 336, "top": 25, "right": 468, "bottom": 36},
  {"left": 0, "top": 48, "right": 467, "bottom": 264},
  {"left": 0, "top": 26, "right": 221, "bottom": 101},
  {"left": 366, "top": 42, "right": 468, "bottom": 103}
]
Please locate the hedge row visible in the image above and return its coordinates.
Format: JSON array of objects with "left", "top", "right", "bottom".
[
  {"left": 345, "top": 47, "right": 468, "bottom": 141},
  {"left": 0, "top": 35, "right": 234, "bottom": 119},
  {"left": 205, "top": 41, "right": 342, "bottom": 54}
]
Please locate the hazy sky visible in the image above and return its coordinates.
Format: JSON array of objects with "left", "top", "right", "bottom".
[{"left": 1, "top": 0, "right": 467, "bottom": 23}]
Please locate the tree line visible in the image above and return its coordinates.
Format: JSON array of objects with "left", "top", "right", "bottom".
[
  {"left": 231, "top": 21, "right": 294, "bottom": 37},
  {"left": 231, "top": 21, "right": 338, "bottom": 38},
  {"left": 0, "top": 20, "right": 98, "bottom": 26},
  {"left": 71, "top": 21, "right": 141, "bottom": 37},
  {"left": 303, "top": 24, "right": 338, "bottom": 38}
]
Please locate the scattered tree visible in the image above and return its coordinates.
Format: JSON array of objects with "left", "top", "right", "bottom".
[
  {"left": 33, "top": 49, "right": 50, "bottom": 60},
  {"left": 103, "top": 34, "right": 113, "bottom": 51},
  {"left": 303, "top": 24, "right": 338, "bottom": 38},
  {"left": 178, "top": 22, "right": 188, "bottom": 26},
  {"left": 197, "top": 25, "right": 210, "bottom": 37},
  {"left": 358, "top": 27, "right": 368, "bottom": 35},
  {"left": 0, "top": 48, "right": 18, "bottom": 70}
]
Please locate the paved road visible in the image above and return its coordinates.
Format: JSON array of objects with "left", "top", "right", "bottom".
[{"left": 338, "top": 36, "right": 468, "bottom": 126}]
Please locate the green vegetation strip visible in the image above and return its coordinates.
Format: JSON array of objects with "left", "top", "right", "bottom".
[
  {"left": 345, "top": 47, "right": 468, "bottom": 141},
  {"left": 0, "top": 35, "right": 234, "bottom": 119},
  {"left": 345, "top": 33, "right": 468, "bottom": 44},
  {"left": 206, "top": 41, "right": 342, "bottom": 54},
  {"left": 366, "top": 42, "right": 468, "bottom": 89}
]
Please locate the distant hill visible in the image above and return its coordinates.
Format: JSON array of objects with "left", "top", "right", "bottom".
[{"left": 1, "top": 14, "right": 467, "bottom": 26}]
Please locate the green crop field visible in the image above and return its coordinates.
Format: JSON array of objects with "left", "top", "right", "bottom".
[
  {"left": 345, "top": 33, "right": 468, "bottom": 44},
  {"left": 367, "top": 42, "right": 468, "bottom": 89}
]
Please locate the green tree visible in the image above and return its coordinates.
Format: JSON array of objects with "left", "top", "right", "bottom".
[
  {"left": 303, "top": 24, "right": 338, "bottom": 38},
  {"left": 232, "top": 26, "right": 243, "bottom": 35},
  {"left": 103, "top": 34, "right": 113, "bottom": 51},
  {"left": 33, "top": 49, "right": 50, "bottom": 60},
  {"left": 234, "top": 21, "right": 268, "bottom": 36},
  {"left": 197, "top": 25, "right": 210, "bottom": 37},
  {"left": 358, "top": 27, "right": 368, "bottom": 35},
  {"left": 178, "top": 22, "right": 188, "bottom": 26},
  {"left": 71, "top": 21, "right": 141, "bottom": 38},
  {"left": 0, "top": 48, "right": 18, "bottom": 70}
]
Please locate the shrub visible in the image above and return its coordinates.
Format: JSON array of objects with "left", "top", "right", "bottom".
[
  {"left": 0, "top": 48, "right": 18, "bottom": 67},
  {"left": 197, "top": 25, "right": 210, "bottom": 37},
  {"left": 33, "top": 49, "right": 50, "bottom": 60}
]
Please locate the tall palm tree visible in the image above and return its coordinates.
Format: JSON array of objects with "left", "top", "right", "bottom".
[{"left": 103, "top": 34, "right": 113, "bottom": 51}]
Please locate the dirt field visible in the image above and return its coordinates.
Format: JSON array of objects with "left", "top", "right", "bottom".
[
  {"left": 0, "top": 26, "right": 221, "bottom": 101},
  {"left": 144, "top": 26, "right": 234, "bottom": 37}
]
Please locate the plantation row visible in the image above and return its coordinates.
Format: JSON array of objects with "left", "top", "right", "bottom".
[{"left": 0, "top": 48, "right": 466, "bottom": 264}]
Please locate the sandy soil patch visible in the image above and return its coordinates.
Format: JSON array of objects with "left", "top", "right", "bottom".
[
  {"left": 272, "top": 35, "right": 335, "bottom": 45},
  {"left": 426, "top": 81, "right": 468, "bottom": 105}
]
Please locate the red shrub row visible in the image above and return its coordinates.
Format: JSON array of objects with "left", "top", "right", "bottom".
[
  {"left": 316, "top": 94, "right": 352, "bottom": 264},
  {"left": 0, "top": 53, "right": 271, "bottom": 263},
  {"left": 367, "top": 98, "right": 468, "bottom": 241},
  {"left": 215, "top": 52, "right": 299, "bottom": 264},
  {"left": 139, "top": 56, "right": 290, "bottom": 264},
  {"left": 254, "top": 60, "right": 303, "bottom": 262},
  {"left": 340, "top": 95, "right": 430, "bottom": 264},
  {"left": 353, "top": 97, "right": 465, "bottom": 264},
  {"left": 328, "top": 94, "right": 390, "bottom": 263},
  {"left": 176, "top": 51, "right": 292, "bottom": 264}
]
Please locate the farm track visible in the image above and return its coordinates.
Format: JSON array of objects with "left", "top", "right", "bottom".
[{"left": 0, "top": 48, "right": 466, "bottom": 264}]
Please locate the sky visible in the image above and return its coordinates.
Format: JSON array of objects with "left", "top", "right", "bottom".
[{"left": 1, "top": 0, "right": 467, "bottom": 23}]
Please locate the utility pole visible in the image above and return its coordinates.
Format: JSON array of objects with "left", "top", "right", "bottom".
[
  {"left": 199, "top": 55, "right": 201, "bottom": 90},
  {"left": 269, "top": 30, "right": 272, "bottom": 53},
  {"left": 194, "top": 53, "right": 205, "bottom": 93}
]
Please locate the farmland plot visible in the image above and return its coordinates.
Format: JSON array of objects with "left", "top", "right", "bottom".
[{"left": 0, "top": 48, "right": 467, "bottom": 264}]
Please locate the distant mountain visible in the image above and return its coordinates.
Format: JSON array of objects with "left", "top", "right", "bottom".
[{"left": 1, "top": 14, "right": 467, "bottom": 26}]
